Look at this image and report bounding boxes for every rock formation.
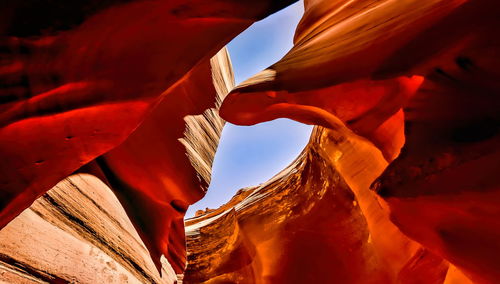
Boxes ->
[0,0,295,277]
[1,0,499,283]
[183,126,473,284]
[219,0,500,282]
[0,174,177,283]
[0,46,234,282]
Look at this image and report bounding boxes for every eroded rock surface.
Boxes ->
[94,49,234,272]
[0,43,238,282]
[0,52,236,284]
[183,127,473,283]
[220,0,500,282]
[1,0,499,283]
[0,174,176,284]
[0,0,295,271]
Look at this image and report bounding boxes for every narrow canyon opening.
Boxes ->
[185,1,312,218]
[1,1,498,283]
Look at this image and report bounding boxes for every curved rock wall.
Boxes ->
[0,47,234,283]
[0,174,176,284]
[219,0,500,282]
[0,1,295,271]
[183,126,473,284]
[1,0,499,283]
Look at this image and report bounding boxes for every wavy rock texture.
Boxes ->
[0,0,295,271]
[220,0,500,282]
[183,126,473,284]
[0,173,176,284]
[1,0,499,283]
[94,49,235,273]
[0,46,235,282]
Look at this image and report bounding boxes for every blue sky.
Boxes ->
[186,1,311,217]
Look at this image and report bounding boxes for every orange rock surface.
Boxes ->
[94,50,234,272]
[0,174,177,283]
[183,127,473,284]
[1,0,499,283]
[0,0,295,274]
[219,0,500,283]
[0,45,234,282]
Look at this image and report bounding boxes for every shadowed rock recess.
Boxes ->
[1,0,500,283]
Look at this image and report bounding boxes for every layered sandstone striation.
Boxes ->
[0,0,295,273]
[0,174,176,284]
[1,0,499,283]
[0,46,234,282]
[183,126,473,284]
[94,48,234,272]
[220,0,500,282]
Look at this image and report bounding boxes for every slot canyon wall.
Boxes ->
[0,0,293,283]
[1,0,499,283]
[183,126,473,284]
[0,48,234,283]
[216,0,500,283]
[0,174,177,283]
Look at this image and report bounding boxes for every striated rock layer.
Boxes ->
[0,46,234,283]
[0,174,176,284]
[220,0,500,282]
[183,126,473,284]
[93,49,234,272]
[0,0,295,272]
[1,0,499,282]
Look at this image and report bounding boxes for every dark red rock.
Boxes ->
[0,0,296,272]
